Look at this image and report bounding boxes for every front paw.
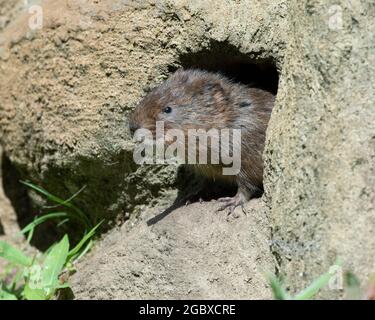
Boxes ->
[216,192,246,215]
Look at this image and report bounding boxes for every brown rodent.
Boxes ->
[129,69,275,212]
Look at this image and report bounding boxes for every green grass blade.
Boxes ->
[20,181,70,207]
[50,283,70,290]
[345,272,362,300]
[73,239,94,262]
[20,181,91,229]
[67,220,103,262]
[43,185,87,209]
[294,261,342,300]
[19,212,69,235]
[56,218,70,228]
[26,227,34,243]
[267,274,291,300]
[294,272,332,300]
[0,241,32,267]
[70,207,92,230]
[42,235,70,297]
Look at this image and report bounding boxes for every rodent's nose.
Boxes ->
[129,120,139,136]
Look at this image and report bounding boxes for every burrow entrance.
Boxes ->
[172,41,279,94]
[171,41,279,202]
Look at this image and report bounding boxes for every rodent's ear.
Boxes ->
[175,69,190,83]
[203,81,226,106]
[203,82,223,94]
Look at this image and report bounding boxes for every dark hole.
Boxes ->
[147,166,237,226]
[1,153,32,230]
[176,165,237,202]
[1,154,68,250]
[177,41,279,94]
[171,42,279,202]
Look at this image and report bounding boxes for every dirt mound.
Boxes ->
[71,199,274,299]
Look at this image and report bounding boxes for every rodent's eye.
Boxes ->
[163,106,172,114]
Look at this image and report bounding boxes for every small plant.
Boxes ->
[268,264,375,300]
[268,268,336,300]
[0,182,102,300]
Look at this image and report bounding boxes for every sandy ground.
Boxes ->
[71,199,274,299]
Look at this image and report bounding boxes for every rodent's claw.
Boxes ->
[216,194,245,216]
[185,197,203,206]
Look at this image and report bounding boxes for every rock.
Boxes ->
[0,147,20,237]
[0,0,374,300]
[0,0,286,222]
[264,0,375,298]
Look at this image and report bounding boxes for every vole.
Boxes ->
[129,69,275,213]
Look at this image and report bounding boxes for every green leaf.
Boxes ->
[0,283,18,301]
[0,241,32,267]
[0,287,18,300]
[23,264,45,300]
[23,283,47,300]
[42,235,70,297]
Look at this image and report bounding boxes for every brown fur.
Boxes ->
[129,69,275,201]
